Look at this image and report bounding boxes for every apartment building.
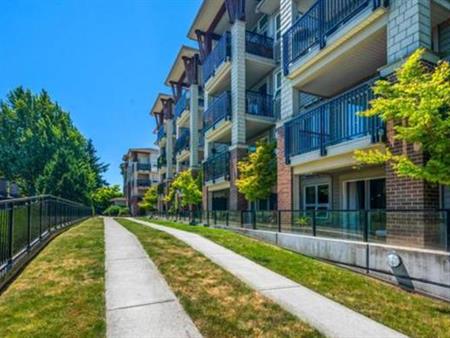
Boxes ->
[121,148,159,216]
[150,0,449,243]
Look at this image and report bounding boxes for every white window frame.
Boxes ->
[303,183,331,210]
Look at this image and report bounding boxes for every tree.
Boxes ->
[236,141,277,202]
[355,49,450,185]
[91,185,123,214]
[0,87,108,202]
[139,186,158,212]
[166,170,202,218]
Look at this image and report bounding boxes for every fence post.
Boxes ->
[252,210,256,230]
[363,210,369,242]
[226,211,229,227]
[39,199,43,240]
[277,210,281,232]
[312,210,317,237]
[446,210,450,252]
[27,201,32,251]
[7,203,14,268]
[240,211,244,228]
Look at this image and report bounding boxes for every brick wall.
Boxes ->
[276,126,292,210]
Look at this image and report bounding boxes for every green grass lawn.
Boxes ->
[139,217,450,338]
[0,217,105,338]
[117,218,321,338]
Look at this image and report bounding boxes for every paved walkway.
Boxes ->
[130,218,407,338]
[104,218,202,338]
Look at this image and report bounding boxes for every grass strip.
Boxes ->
[0,217,105,338]
[117,218,322,338]
[140,218,450,338]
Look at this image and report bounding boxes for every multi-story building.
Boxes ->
[151,0,450,245]
[121,148,159,216]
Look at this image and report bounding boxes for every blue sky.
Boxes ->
[0,0,202,187]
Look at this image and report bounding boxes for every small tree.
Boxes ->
[91,185,123,214]
[139,185,158,213]
[167,170,202,222]
[236,141,277,203]
[355,49,450,185]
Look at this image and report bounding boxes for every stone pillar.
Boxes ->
[387,0,432,63]
[228,19,247,211]
[229,146,248,211]
[166,119,174,179]
[189,84,200,170]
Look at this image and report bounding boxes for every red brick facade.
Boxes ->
[276,126,293,210]
[229,146,248,211]
[385,120,441,247]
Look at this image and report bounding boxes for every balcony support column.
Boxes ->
[165,118,174,179]
[189,84,200,170]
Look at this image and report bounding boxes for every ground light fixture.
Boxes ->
[387,251,402,268]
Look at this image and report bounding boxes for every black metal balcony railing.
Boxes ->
[285,79,384,160]
[246,91,276,118]
[204,91,231,132]
[137,163,151,171]
[204,151,230,182]
[157,156,167,169]
[0,195,91,281]
[283,0,383,75]
[137,179,151,187]
[175,128,190,154]
[157,127,166,142]
[246,31,274,59]
[203,32,231,84]
[175,91,190,119]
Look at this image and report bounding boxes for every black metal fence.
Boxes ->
[149,209,450,252]
[0,195,91,279]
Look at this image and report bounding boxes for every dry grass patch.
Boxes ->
[0,217,105,338]
[118,218,321,338]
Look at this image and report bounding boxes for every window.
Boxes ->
[273,71,282,96]
[345,178,386,210]
[274,13,281,41]
[304,184,330,210]
[257,15,269,35]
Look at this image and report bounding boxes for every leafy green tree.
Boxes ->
[355,49,450,185]
[0,87,108,202]
[91,185,123,214]
[236,141,277,202]
[139,186,158,212]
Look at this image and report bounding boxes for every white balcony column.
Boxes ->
[189,84,200,169]
[230,20,246,147]
[387,0,432,63]
[166,119,174,179]
[279,0,298,122]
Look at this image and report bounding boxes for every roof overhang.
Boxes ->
[188,0,225,40]
[150,93,172,116]
[256,0,279,15]
[165,46,199,86]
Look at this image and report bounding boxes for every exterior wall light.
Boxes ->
[387,252,402,268]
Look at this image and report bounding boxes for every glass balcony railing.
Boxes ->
[203,151,230,183]
[246,91,276,118]
[137,163,151,171]
[156,127,166,142]
[175,91,190,119]
[284,78,384,160]
[283,0,383,74]
[203,91,231,132]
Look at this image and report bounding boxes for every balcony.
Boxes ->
[246,91,276,118]
[283,0,384,75]
[137,163,151,171]
[204,151,230,183]
[204,91,231,133]
[245,31,274,59]
[284,79,384,161]
[203,32,231,85]
[157,155,167,169]
[175,91,189,120]
[136,179,151,187]
[175,128,190,154]
[156,127,166,143]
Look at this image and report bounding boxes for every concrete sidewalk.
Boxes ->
[130,218,407,338]
[104,218,202,338]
